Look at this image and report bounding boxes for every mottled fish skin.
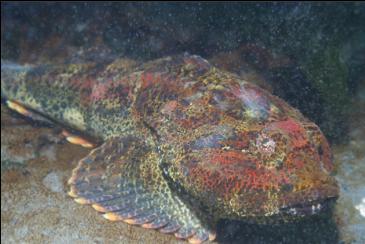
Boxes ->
[1,58,139,139]
[133,55,338,222]
[1,54,338,224]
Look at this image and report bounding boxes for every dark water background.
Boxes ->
[2,2,364,143]
[1,2,365,244]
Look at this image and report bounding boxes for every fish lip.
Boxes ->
[279,181,340,215]
[280,196,338,216]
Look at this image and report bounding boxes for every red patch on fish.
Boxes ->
[268,118,308,148]
[141,72,164,90]
[189,162,292,194]
[208,150,249,165]
[161,100,178,115]
[90,83,109,101]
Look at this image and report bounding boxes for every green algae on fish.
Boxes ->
[1,54,339,243]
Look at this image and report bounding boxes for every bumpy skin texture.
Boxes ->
[1,54,338,230]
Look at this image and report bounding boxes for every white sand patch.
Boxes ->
[355,198,365,218]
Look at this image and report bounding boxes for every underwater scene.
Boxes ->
[1,2,364,244]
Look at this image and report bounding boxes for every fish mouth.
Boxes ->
[278,180,340,218]
[280,196,338,217]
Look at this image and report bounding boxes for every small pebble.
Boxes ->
[42,171,63,193]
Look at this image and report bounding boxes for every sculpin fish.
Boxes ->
[1,54,339,243]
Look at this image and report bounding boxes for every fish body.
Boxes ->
[1,54,339,243]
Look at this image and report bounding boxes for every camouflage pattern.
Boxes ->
[1,54,339,242]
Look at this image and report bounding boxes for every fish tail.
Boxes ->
[1,60,95,135]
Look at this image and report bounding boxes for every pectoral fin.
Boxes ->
[6,100,53,126]
[67,135,215,243]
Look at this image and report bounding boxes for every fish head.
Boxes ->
[223,117,339,223]
[179,118,339,223]
[170,117,339,223]
[169,82,339,223]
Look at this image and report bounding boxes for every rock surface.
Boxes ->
[332,82,365,243]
